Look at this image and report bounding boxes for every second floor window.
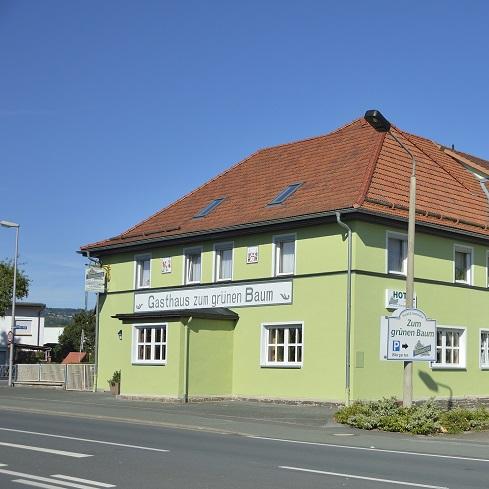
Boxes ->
[454,246,472,284]
[185,248,202,284]
[215,243,233,281]
[274,235,295,276]
[487,254,489,288]
[135,255,151,288]
[387,235,407,274]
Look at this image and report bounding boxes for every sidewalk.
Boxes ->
[0,385,343,439]
[3,385,489,455]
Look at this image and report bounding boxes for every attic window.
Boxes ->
[193,198,224,218]
[268,183,302,206]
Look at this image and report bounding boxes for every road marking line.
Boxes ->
[279,466,449,489]
[247,435,489,463]
[0,467,115,489]
[0,428,169,453]
[51,475,115,487]
[0,468,105,489]
[0,442,91,458]
[13,479,94,489]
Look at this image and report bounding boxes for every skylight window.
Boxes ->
[194,198,224,218]
[268,183,302,206]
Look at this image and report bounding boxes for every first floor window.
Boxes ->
[454,246,472,284]
[262,323,303,367]
[133,325,167,364]
[184,248,202,284]
[481,331,489,368]
[432,327,465,368]
[387,235,407,274]
[274,235,295,275]
[135,254,151,288]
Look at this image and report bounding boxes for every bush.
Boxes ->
[335,398,489,435]
[405,399,442,435]
[439,407,489,433]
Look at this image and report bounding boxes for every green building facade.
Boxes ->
[82,117,489,403]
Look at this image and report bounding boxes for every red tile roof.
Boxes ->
[443,147,489,176]
[62,352,87,364]
[81,117,489,253]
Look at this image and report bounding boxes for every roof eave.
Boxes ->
[80,205,489,258]
[79,208,359,256]
[358,208,489,244]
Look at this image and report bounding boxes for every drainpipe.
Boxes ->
[336,212,352,406]
[37,309,41,347]
[182,316,193,403]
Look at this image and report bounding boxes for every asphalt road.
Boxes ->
[0,409,488,489]
[1,387,489,489]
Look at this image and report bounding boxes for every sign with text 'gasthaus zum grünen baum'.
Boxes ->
[134,280,293,312]
[381,308,436,361]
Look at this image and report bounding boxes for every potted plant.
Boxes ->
[108,370,121,395]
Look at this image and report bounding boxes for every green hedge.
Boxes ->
[335,398,489,435]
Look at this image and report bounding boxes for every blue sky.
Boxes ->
[1,1,488,308]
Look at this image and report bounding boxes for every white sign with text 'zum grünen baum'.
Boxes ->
[384,308,436,361]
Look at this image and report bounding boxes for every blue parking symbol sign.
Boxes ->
[393,340,400,352]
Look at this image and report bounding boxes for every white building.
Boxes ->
[0,303,47,364]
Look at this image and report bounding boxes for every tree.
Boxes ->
[53,310,96,362]
[0,260,30,317]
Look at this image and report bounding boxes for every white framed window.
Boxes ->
[214,242,233,282]
[135,254,151,289]
[273,234,296,276]
[480,330,489,369]
[454,245,473,285]
[387,232,407,275]
[261,322,303,367]
[431,326,466,369]
[132,324,167,365]
[184,247,202,284]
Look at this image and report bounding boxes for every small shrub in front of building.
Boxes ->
[335,397,489,435]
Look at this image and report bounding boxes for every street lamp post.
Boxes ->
[1,220,20,387]
[364,110,416,408]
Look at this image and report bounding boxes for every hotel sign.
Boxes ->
[385,289,417,309]
[134,280,293,312]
